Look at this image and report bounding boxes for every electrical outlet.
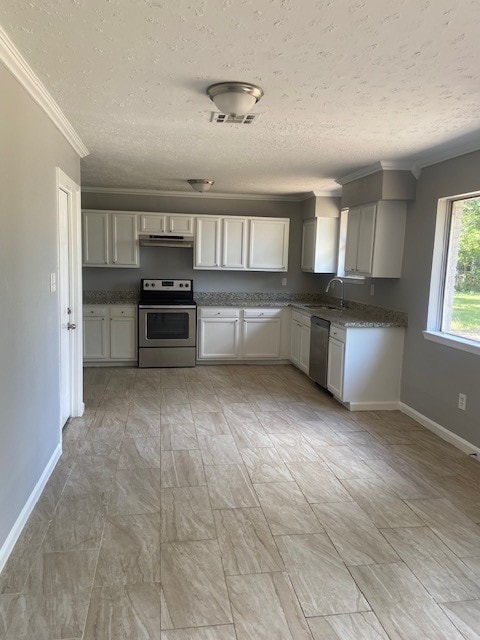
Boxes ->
[281,277,287,286]
[370,284,375,296]
[458,393,467,411]
[50,272,56,293]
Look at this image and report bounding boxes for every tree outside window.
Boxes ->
[442,196,480,342]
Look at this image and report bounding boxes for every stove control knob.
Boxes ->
[151,283,156,287]
[145,283,149,287]
[179,283,183,287]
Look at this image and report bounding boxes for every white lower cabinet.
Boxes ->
[197,307,285,361]
[242,309,282,359]
[327,324,405,409]
[83,305,137,363]
[327,336,345,399]
[198,312,240,360]
[290,310,311,375]
[83,307,108,360]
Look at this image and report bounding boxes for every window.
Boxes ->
[425,194,480,354]
[442,197,480,341]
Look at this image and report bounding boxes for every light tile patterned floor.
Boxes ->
[1,364,480,639]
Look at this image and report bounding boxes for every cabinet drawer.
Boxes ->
[83,305,107,317]
[109,305,136,318]
[330,325,346,342]
[243,308,282,318]
[198,307,240,318]
[292,310,311,326]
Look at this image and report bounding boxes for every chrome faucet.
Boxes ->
[325,277,345,309]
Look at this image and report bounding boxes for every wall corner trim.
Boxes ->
[0,24,88,158]
[0,443,62,574]
[400,402,480,457]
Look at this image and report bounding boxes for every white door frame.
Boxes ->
[56,167,84,421]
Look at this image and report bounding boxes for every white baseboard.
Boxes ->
[0,442,62,573]
[400,402,480,456]
[347,401,401,411]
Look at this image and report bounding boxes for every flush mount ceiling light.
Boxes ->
[187,179,215,193]
[206,81,264,117]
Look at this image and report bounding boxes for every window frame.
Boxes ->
[424,192,480,356]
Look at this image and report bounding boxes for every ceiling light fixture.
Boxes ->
[187,179,215,193]
[206,81,264,117]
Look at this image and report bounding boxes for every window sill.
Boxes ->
[423,330,480,356]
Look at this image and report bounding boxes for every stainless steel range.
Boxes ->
[138,279,196,368]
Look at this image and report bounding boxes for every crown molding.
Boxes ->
[335,161,417,186]
[81,185,340,202]
[0,24,88,158]
[412,137,480,174]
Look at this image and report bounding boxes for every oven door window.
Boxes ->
[146,311,190,340]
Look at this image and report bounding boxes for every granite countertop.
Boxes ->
[83,290,138,305]
[83,290,407,328]
[289,302,406,328]
[195,293,407,328]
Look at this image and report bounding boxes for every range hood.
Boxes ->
[139,234,194,248]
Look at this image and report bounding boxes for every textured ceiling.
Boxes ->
[2,0,480,195]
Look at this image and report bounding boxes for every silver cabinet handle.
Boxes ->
[67,323,77,330]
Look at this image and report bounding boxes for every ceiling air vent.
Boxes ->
[211,112,259,124]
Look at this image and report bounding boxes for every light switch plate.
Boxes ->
[50,272,56,293]
[281,277,287,286]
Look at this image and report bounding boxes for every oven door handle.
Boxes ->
[138,305,197,309]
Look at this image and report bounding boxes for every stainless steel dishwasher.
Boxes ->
[309,316,331,388]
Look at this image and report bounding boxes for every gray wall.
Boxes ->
[0,65,81,550]
[81,192,328,294]
[398,152,480,448]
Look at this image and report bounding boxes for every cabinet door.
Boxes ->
[82,211,109,266]
[356,205,376,275]
[299,323,311,374]
[248,219,289,271]
[83,316,108,360]
[169,215,194,235]
[327,337,345,399]
[110,316,136,360]
[344,208,360,273]
[242,318,281,359]
[301,219,316,272]
[111,213,138,266]
[198,317,239,359]
[290,319,301,366]
[140,214,166,234]
[194,217,221,268]
[222,217,247,269]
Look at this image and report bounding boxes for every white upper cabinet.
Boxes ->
[248,218,289,271]
[83,210,139,268]
[344,209,361,273]
[222,217,247,269]
[82,211,109,266]
[301,217,339,273]
[140,214,166,234]
[195,215,290,272]
[140,213,193,235]
[111,213,138,266]
[195,217,221,268]
[169,214,194,235]
[345,201,406,278]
